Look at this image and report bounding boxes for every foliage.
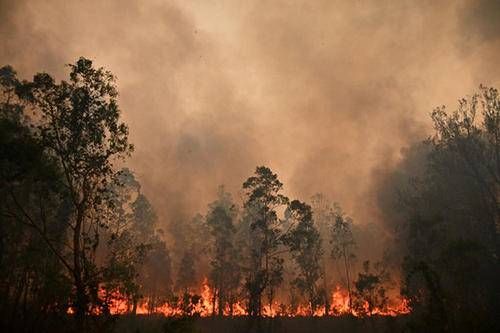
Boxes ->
[396,86,500,332]
[206,186,241,315]
[0,64,73,331]
[0,59,170,331]
[330,205,356,311]
[352,261,389,317]
[242,166,289,316]
[284,200,324,314]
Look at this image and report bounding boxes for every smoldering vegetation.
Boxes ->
[1,1,500,333]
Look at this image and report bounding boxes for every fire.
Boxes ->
[67,278,410,317]
[331,285,350,315]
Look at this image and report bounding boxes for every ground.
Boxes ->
[113,315,409,333]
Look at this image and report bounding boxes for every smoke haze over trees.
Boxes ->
[2,0,499,233]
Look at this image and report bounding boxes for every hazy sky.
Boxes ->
[1,0,499,229]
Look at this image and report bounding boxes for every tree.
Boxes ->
[0,65,72,331]
[310,193,337,315]
[284,200,323,314]
[330,205,356,312]
[140,237,172,314]
[4,58,133,331]
[100,169,170,315]
[352,260,389,317]
[177,252,197,295]
[391,86,500,331]
[242,166,289,316]
[130,191,173,313]
[174,213,208,296]
[206,186,241,316]
[430,85,498,251]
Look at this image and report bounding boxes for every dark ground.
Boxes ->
[114,315,410,333]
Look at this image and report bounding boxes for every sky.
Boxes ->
[1,0,499,231]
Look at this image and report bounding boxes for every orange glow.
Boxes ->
[67,278,410,317]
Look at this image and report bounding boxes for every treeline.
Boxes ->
[175,170,399,318]
[0,58,499,333]
[0,58,394,332]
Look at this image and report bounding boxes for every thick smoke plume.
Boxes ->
[1,0,499,241]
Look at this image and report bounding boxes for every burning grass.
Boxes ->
[71,277,410,319]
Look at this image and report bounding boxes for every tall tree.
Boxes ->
[140,236,172,314]
[284,200,323,314]
[391,86,500,331]
[430,85,499,251]
[206,186,241,316]
[0,65,71,331]
[101,169,170,314]
[330,206,356,312]
[176,252,197,295]
[310,193,336,315]
[174,213,208,295]
[131,190,173,313]
[7,58,133,330]
[242,166,289,316]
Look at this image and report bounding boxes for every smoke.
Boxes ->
[1,0,499,244]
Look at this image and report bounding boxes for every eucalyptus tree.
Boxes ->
[131,191,173,313]
[330,206,356,311]
[101,169,171,314]
[310,193,336,314]
[0,65,71,330]
[397,86,500,331]
[4,58,133,330]
[242,166,289,316]
[206,186,241,316]
[284,200,323,314]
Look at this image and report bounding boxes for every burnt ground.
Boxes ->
[114,315,410,333]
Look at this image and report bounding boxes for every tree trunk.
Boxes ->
[323,265,330,316]
[132,298,137,315]
[217,288,224,316]
[229,298,234,316]
[212,287,217,316]
[343,248,352,312]
[73,206,86,333]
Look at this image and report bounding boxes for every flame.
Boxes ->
[331,285,350,315]
[67,278,410,317]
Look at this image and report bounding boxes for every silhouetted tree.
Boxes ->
[393,86,500,331]
[131,192,173,313]
[140,236,172,313]
[242,166,289,316]
[330,206,356,312]
[284,200,323,314]
[0,65,72,331]
[206,186,241,316]
[101,169,171,314]
[177,252,197,295]
[310,193,335,315]
[1,58,133,331]
[352,260,389,316]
